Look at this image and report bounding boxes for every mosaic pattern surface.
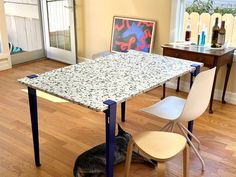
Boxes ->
[19,50,203,111]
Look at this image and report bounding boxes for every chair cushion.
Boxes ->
[133,131,187,161]
[140,96,186,120]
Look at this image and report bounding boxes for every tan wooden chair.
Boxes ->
[124,131,189,177]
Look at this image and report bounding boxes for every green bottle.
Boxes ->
[211,18,220,48]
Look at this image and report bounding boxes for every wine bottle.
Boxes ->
[217,21,226,46]
[211,18,220,48]
[185,18,191,41]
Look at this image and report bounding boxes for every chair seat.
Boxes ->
[140,96,186,120]
[133,131,187,161]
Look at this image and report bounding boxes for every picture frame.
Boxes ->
[110,16,156,53]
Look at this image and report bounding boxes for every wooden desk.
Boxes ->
[162,44,235,113]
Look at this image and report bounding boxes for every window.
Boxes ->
[169,0,185,42]
[170,0,236,48]
[4,0,43,53]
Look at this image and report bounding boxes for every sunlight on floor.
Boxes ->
[21,89,68,103]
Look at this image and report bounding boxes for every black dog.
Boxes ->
[73,124,155,177]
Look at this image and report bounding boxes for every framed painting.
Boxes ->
[110,16,156,53]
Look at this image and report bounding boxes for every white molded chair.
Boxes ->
[140,67,216,171]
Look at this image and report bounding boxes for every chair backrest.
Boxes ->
[179,67,216,122]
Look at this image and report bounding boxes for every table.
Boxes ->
[162,44,235,113]
[19,50,202,177]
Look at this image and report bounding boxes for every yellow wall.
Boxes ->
[75,0,172,58]
[75,0,236,93]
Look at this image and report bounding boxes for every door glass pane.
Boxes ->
[4,0,43,54]
[47,0,71,51]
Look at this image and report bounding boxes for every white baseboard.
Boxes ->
[11,49,45,65]
[166,78,236,105]
[0,57,12,71]
[0,61,11,71]
[77,56,92,63]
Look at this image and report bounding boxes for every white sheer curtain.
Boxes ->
[169,0,186,42]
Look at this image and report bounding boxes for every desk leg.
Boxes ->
[188,73,194,140]
[176,77,180,92]
[222,63,232,104]
[209,67,219,114]
[28,87,41,167]
[161,83,166,100]
[188,64,200,140]
[121,102,126,122]
[187,121,194,137]
[104,100,117,177]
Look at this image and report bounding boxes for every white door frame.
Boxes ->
[0,0,12,70]
[41,0,76,64]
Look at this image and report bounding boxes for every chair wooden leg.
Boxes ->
[157,162,165,177]
[124,138,134,177]
[183,144,189,177]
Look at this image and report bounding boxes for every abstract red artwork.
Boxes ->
[111,16,156,53]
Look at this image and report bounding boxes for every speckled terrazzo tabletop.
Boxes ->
[18,50,203,112]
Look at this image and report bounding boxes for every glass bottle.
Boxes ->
[185,18,191,41]
[217,21,226,46]
[211,18,220,48]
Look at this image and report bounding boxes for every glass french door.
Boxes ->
[41,0,76,64]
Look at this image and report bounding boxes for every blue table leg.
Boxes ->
[188,64,201,140]
[121,101,126,122]
[104,100,117,177]
[28,87,41,167]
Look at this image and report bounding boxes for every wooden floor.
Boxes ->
[1,59,236,177]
